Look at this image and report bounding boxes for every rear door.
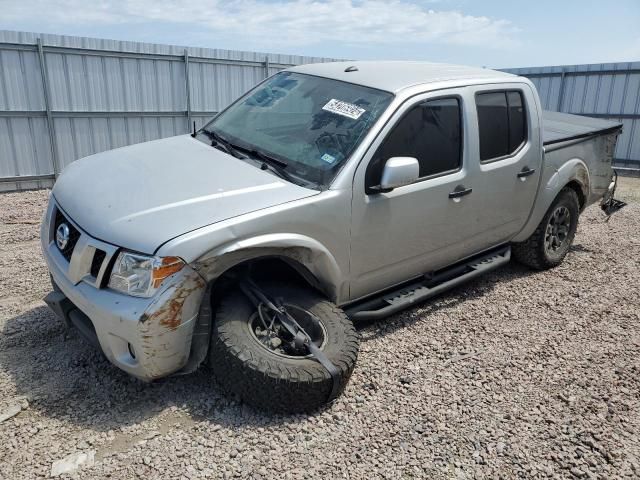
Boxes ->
[465,83,543,247]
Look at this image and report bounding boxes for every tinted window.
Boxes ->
[367,98,462,188]
[476,92,509,161]
[476,90,527,161]
[507,91,526,151]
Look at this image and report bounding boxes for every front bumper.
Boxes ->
[41,199,206,381]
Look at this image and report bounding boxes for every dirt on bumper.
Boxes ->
[137,267,207,379]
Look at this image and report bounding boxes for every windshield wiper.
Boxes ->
[199,129,299,184]
[199,128,242,158]
[246,148,288,169]
[232,145,296,183]
[255,155,294,183]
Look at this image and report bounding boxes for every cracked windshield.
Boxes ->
[200,71,393,188]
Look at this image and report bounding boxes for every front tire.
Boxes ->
[512,187,580,270]
[209,283,359,413]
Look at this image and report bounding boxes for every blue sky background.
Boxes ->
[1,0,639,68]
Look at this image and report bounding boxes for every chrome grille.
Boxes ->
[46,201,118,289]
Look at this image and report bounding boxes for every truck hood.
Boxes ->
[52,135,319,254]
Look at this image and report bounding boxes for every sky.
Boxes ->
[1,0,639,68]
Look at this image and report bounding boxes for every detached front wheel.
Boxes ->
[209,283,359,413]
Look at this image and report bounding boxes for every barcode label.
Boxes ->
[322,99,366,120]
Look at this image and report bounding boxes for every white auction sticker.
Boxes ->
[322,99,366,120]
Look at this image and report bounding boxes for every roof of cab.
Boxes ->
[287,61,516,93]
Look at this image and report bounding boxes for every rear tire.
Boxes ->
[209,283,359,413]
[512,187,580,270]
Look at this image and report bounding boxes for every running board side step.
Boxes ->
[346,246,511,322]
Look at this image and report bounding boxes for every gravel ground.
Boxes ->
[1,183,639,479]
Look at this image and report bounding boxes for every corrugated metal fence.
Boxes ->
[2,31,638,192]
[0,31,336,192]
[502,62,640,175]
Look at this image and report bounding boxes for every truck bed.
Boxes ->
[543,110,622,146]
[542,110,622,207]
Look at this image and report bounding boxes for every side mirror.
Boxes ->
[376,157,419,191]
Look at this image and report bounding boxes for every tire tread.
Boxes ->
[209,283,359,413]
[512,187,580,270]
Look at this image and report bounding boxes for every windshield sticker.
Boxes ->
[320,153,336,164]
[322,99,366,120]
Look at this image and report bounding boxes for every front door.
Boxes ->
[349,90,482,300]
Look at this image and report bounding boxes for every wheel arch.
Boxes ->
[181,235,347,374]
[513,158,589,242]
[553,158,590,211]
[192,233,346,304]
[564,179,587,211]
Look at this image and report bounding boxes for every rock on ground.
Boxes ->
[50,451,96,477]
[0,404,22,423]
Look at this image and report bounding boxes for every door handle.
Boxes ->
[448,186,473,199]
[517,167,536,178]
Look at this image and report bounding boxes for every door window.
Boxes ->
[476,90,527,162]
[367,97,462,190]
[507,92,526,151]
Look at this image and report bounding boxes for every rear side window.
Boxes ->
[367,97,462,187]
[507,92,526,151]
[476,91,527,161]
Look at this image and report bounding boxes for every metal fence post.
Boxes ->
[264,56,270,79]
[37,37,61,178]
[184,49,192,131]
[556,68,566,112]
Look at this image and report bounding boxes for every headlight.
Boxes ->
[108,251,185,298]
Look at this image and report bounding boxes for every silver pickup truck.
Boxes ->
[41,61,624,412]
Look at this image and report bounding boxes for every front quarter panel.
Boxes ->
[156,189,352,303]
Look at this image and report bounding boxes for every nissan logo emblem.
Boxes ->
[56,223,70,251]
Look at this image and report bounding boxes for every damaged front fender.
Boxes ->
[192,233,345,303]
[135,266,207,379]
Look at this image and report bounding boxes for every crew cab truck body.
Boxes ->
[41,61,622,412]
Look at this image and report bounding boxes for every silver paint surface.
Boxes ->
[52,135,319,254]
